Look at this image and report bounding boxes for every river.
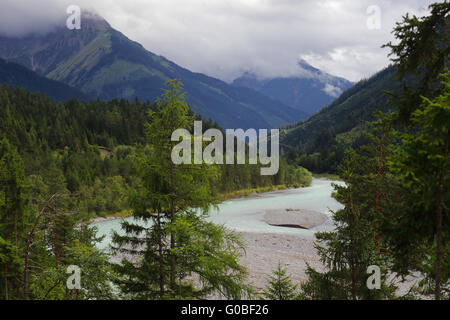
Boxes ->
[91,178,344,250]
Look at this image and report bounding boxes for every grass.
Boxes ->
[216,183,310,202]
[312,173,342,181]
[99,210,133,219]
[100,183,311,220]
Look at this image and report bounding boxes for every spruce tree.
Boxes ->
[0,137,28,299]
[112,80,250,299]
[299,119,398,300]
[263,263,297,300]
[387,71,450,299]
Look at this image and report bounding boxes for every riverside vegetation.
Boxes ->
[0,1,448,300]
[0,77,311,299]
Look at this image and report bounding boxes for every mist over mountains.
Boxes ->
[0,13,308,130]
[232,59,353,116]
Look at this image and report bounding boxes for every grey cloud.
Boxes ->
[322,83,343,98]
[0,0,437,81]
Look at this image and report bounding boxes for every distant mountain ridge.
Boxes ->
[280,65,399,173]
[232,59,353,116]
[0,58,90,102]
[0,13,306,130]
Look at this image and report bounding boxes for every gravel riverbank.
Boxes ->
[238,231,322,292]
[236,229,422,297]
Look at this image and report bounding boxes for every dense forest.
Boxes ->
[0,1,448,301]
[0,77,311,299]
[0,58,91,102]
[0,83,311,215]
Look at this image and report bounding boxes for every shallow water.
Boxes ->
[92,178,344,250]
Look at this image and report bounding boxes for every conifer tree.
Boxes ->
[112,80,250,299]
[263,263,297,300]
[299,119,398,300]
[387,71,450,299]
[0,137,28,299]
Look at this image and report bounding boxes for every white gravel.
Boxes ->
[237,231,323,293]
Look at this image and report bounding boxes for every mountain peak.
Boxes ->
[297,58,321,75]
[79,10,111,31]
[232,62,353,115]
[0,15,302,130]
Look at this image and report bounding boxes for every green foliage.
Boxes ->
[281,66,400,173]
[385,70,450,298]
[384,2,449,124]
[0,235,23,299]
[1,18,301,130]
[0,137,29,299]
[0,58,90,102]
[112,80,251,300]
[28,240,116,300]
[263,263,297,300]
[378,3,449,299]
[0,137,27,244]
[301,3,450,299]
[168,212,251,299]
[299,117,399,300]
[0,74,311,301]
[383,2,449,95]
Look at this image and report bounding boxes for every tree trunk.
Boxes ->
[349,211,357,300]
[435,172,443,300]
[435,132,449,300]
[157,213,165,297]
[14,211,18,248]
[3,265,8,300]
[169,160,176,293]
[23,232,31,300]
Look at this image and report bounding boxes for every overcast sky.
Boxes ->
[0,0,437,82]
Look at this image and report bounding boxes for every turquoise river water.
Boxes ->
[92,178,344,250]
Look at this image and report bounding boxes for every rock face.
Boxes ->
[263,209,327,229]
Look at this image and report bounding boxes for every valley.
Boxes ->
[0,0,448,303]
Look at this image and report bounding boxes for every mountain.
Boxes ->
[280,65,400,173]
[0,58,90,102]
[0,13,304,130]
[232,59,353,116]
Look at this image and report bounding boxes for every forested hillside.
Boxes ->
[0,0,448,302]
[0,58,90,102]
[280,65,400,172]
[0,13,302,130]
[297,2,449,300]
[0,84,311,219]
[0,80,312,300]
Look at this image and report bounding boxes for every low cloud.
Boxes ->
[0,0,435,82]
[322,83,343,98]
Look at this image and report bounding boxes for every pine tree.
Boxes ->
[0,137,28,299]
[112,80,250,299]
[299,119,398,299]
[387,71,450,299]
[381,3,450,299]
[263,263,297,300]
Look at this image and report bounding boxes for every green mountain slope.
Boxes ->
[280,66,400,173]
[0,14,304,130]
[0,58,90,102]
